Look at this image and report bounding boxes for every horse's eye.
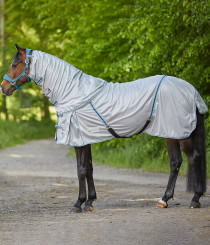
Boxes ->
[12,64,17,68]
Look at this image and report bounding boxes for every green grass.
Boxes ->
[2,118,209,179]
[0,119,55,149]
[68,134,210,178]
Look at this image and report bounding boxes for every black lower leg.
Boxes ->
[162,160,182,202]
[162,139,182,203]
[85,170,97,206]
[162,172,179,202]
[192,192,202,203]
[73,145,90,210]
[190,192,202,208]
[74,171,87,208]
[179,136,205,208]
[85,145,97,207]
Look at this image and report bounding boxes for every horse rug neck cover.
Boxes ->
[28,50,208,146]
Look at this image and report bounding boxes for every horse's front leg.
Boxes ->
[71,145,89,213]
[71,144,96,213]
[83,144,97,212]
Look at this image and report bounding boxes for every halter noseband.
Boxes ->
[3,49,32,91]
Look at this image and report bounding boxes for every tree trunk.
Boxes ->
[40,94,50,120]
[1,0,8,120]
[42,96,50,119]
[2,95,8,120]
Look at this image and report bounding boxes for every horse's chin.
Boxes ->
[7,90,14,96]
[7,91,14,96]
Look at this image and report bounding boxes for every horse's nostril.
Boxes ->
[6,87,10,95]
[0,85,9,95]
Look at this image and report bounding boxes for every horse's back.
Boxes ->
[56,75,208,146]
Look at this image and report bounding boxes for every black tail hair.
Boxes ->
[187,109,206,193]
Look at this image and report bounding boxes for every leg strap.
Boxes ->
[107,75,166,138]
[108,119,151,138]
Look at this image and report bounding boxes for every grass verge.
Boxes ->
[68,134,210,178]
[0,119,55,149]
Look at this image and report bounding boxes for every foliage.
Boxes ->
[0,0,209,173]
[0,0,51,120]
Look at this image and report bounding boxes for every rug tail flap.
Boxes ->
[195,90,208,114]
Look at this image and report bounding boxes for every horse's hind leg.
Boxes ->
[83,145,97,212]
[179,111,206,208]
[157,139,182,208]
[179,137,204,208]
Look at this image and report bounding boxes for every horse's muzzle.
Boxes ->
[0,84,13,96]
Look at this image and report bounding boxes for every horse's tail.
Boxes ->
[187,109,206,193]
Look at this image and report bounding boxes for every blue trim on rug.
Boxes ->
[149,75,166,119]
[35,77,43,85]
[89,101,108,128]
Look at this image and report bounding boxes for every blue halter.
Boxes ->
[3,49,32,91]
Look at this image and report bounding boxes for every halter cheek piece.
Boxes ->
[3,49,32,91]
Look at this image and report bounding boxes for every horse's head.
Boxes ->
[1,44,31,96]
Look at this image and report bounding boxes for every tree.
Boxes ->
[0,0,8,120]
[0,0,209,147]
[0,0,52,120]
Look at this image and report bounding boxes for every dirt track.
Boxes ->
[0,139,209,245]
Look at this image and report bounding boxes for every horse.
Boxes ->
[1,44,208,212]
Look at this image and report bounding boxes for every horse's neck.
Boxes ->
[29,50,79,88]
[29,50,106,113]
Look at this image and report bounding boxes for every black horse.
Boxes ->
[1,44,207,212]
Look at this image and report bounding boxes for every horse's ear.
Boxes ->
[14,44,20,51]
[14,44,25,55]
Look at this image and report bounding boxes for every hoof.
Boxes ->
[70,206,82,213]
[157,200,168,208]
[190,201,201,209]
[83,205,93,212]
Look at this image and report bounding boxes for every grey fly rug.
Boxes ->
[28,50,208,146]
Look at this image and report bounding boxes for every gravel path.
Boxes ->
[0,139,209,245]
